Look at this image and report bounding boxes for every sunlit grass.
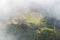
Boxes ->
[23,13,44,24]
[41,27,54,31]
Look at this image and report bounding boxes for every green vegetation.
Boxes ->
[23,13,44,24]
[6,13,60,40]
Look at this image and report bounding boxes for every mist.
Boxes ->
[0,0,60,40]
[0,0,60,20]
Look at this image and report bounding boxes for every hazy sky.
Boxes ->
[0,0,60,19]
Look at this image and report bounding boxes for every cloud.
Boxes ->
[0,0,60,40]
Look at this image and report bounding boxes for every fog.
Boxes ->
[0,0,60,20]
[0,0,60,40]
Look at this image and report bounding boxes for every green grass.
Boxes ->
[41,27,54,31]
[23,14,40,24]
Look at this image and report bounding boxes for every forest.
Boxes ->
[5,12,60,40]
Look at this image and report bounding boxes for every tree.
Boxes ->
[6,22,37,40]
[38,30,56,40]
